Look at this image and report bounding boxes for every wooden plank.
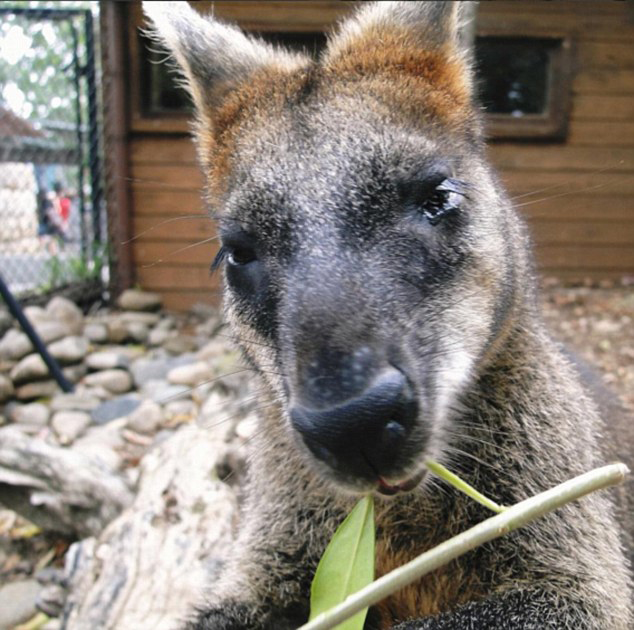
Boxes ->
[520,195,634,221]
[131,165,204,190]
[477,13,634,42]
[137,265,221,291]
[573,95,634,122]
[498,171,634,196]
[132,189,207,217]
[133,240,219,266]
[534,245,634,269]
[578,41,634,70]
[574,69,634,95]
[131,216,216,242]
[487,146,634,173]
[528,221,634,246]
[160,290,222,312]
[130,136,197,165]
[567,121,634,147]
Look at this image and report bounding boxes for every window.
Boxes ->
[475,36,573,140]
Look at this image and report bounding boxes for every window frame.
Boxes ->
[476,30,574,141]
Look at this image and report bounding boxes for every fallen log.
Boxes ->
[0,426,133,537]
[62,424,239,630]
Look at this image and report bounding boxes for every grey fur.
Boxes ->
[144,2,633,628]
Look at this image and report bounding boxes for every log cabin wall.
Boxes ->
[102,1,634,311]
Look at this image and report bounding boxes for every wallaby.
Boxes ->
[144,2,633,628]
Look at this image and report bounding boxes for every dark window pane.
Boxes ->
[475,37,560,116]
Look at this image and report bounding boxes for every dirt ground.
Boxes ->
[540,278,634,414]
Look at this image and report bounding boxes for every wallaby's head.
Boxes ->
[145,1,531,494]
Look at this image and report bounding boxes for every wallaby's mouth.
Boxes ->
[377,468,428,496]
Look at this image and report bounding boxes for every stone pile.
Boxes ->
[0,289,255,630]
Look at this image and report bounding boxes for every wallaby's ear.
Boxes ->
[142,1,307,117]
[324,1,477,88]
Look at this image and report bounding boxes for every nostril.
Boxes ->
[381,420,408,448]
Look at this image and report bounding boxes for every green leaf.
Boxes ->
[309,495,375,629]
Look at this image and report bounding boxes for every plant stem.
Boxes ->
[297,462,629,630]
[425,459,506,513]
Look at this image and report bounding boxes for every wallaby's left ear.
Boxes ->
[143,1,307,118]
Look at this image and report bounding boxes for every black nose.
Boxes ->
[289,367,418,481]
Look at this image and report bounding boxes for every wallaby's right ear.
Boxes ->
[143,1,306,118]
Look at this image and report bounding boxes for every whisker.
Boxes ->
[141,234,220,268]
[121,214,211,245]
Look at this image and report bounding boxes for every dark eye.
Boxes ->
[419,178,468,225]
[211,231,258,272]
[227,245,257,266]
[421,188,451,225]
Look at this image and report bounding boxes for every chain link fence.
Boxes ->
[0,3,106,305]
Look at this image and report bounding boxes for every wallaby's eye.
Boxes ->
[227,246,257,266]
[416,178,469,226]
[211,230,258,272]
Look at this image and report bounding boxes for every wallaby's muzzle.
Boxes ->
[289,365,420,486]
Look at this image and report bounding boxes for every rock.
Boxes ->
[117,289,162,312]
[0,308,11,337]
[48,336,89,364]
[50,392,102,413]
[118,312,162,327]
[0,374,14,403]
[0,329,33,361]
[73,420,127,471]
[196,338,231,361]
[91,395,141,425]
[164,335,200,355]
[16,380,60,401]
[235,413,259,440]
[24,305,47,324]
[164,399,197,424]
[126,321,149,344]
[126,400,164,434]
[198,391,237,442]
[130,353,196,387]
[63,363,88,384]
[167,360,214,387]
[86,350,130,371]
[105,319,130,344]
[141,380,191,405]
[148,326,174,347]
[0,579,41,629]
[8,402,50,427]
[46,296,84,335]
[83,369,133,394]
[34,321,72,344]
[71,442,122,472]
[84,323,109,344]
[52,411,92,444]
[10,353,49,383]
[36,583,66,618]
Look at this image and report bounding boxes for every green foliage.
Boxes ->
[0,1,94,126]
[309,495,375,630]
[39,242,106,292]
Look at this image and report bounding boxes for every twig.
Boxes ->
[298,462,629,630]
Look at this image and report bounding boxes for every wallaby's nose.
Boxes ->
[290,367,418,481]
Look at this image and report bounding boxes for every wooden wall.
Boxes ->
[113,1,634,311]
